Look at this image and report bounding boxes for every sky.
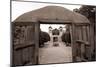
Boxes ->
[40,24,66,33]
[12,0,96,33]
[12,1,81,32]
[13,0,96,5]
[12,1,82,21]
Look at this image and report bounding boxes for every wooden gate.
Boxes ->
[12,22,39,66]
[71,23,92,62]
[12,21,94,66]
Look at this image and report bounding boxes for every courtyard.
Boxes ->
[39,41,72,64]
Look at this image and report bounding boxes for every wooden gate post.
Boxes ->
[89,24,94,61]
[71,23,76,62]
[11,22,15,66]
[34,22,40,64]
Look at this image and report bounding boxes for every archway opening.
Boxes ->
[39,23,72,64]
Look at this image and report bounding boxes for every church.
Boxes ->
[43,26,66,47]
[49,26,64,42]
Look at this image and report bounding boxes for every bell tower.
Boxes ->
[49,26,53,42]
[49,26,52,35]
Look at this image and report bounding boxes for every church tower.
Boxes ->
[48,26,53,42]
[58,26,64,42]
[49,26,52,36]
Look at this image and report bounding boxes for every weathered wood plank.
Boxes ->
[34,23,40,64]
[86,26,89,41]
[22,48,29,65]
[14,22,35,26]
[72,24,77,61]
[14,41,34,50]
[82,26,87,41]
[28,46,36,64]
[75,26,79,40]
[14,50,23,65]
[89,24,95,60]
[78,26,82,40]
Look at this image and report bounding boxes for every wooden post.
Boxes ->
[81,43,85,59]
[34,22,40,64]
[71,24,76,62]
[89,24,94,61]
[11,22,14,66]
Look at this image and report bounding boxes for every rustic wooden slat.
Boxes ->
[72,24,77,61]
[21,26,26,44]
[14,50,23,65]
[26,26,29,41]
[28,46,36,64]
[81,44,85,59]
[31,25,35,41]
[27,27,29,41]
[28,26,31,41]
[76,40,90,60]
[39,19,72,24]
[78,26,82,40]
[14,22,35,26]
[22,48,29,65]
[85,25,90,60]
[14,41,35,50]
[12,23,15,65]
[30,26,34,41]
[82,26,87,41]
[89,24,95,60]
[86,26,89,41]
[34,23,40,64]
[76,26,79,40]
[81,26,84,40]
[76,42,81,58]
[75,23,90,26]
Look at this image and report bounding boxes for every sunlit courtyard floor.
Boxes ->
[39,41,72,64]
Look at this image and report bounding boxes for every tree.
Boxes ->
[73,5,96,23]
[39,31,50,47]
[73,5,96,35]
[61,32,71,44]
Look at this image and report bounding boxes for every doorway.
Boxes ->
[53,37,58,42]
[38,24,72,64]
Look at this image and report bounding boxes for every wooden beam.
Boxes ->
[89,24,94,60]
[71,24,76,62]
[14,22,35,26]
[39,19,72,24]
[14,42,35,50]
[11,22,15,66]
[34,23,40,64]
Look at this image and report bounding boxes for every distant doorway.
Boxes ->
[53,37,58,42]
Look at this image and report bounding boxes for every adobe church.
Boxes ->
[48,26,64,42]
